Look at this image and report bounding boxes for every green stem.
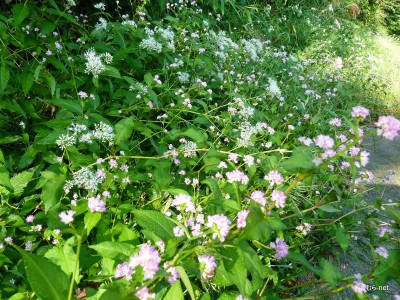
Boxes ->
[67,234,83,300]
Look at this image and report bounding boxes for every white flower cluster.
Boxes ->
[140,36,162,53]
[267,78,281,97]
[158,27,175,51]
[177,72,190,83]
[241,38,264,61]
[55,122,115,150]
[210,31,239,51]
[94,2,106,10]
[66,0,76,8]
[122,20,137,28]
[179,140,198,157]
[83,48,113,78]
[64,167,104,193]
[95,17,108,31]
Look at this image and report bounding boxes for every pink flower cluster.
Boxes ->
[314,134,334,149]
[264,170,284,187]
[115,244,161,281]
[206,214,231,242]
[250,190,266,206]
[198,255,217,281]
[226,170,249,185]
[375,115,400,140]
[171,193,196,213]
[270,190,286,208]
[88,196,106,212]
[236,210,250,228]
[270,238,289,259]
[351,106,369,120]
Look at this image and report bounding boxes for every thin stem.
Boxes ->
[67,234,83,300]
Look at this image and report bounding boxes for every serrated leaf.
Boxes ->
[181,127,207,143]
[20,72,34,94]
[221,247,251,296]
[102,66,121,78]
[0,163,12,190]
[44,237,78,281]
[318,204,341,213]
[335,228,349,252]
[114,117,134,146]
[374,249,400,286]
[286,252,320,275]
[84,212,102,235]
[164,280,184,300]
[0,63,10,93]
[280,147,314,171]
[133,210,176,241]
[385,208,400,224]
[10,170,34,196]
[12,4,29,27]
[40,171,66,212]
[176,266,195,300]
[89,241,134,261]
[14,245,69,300]
[319,258,342,287]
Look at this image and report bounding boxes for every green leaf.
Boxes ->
[374,249,400,286]
[10,170,34,196]
[13,245,69,300]
[48,99,82,115]
[133,210,176,241]
[318,204,341,213]
[89,241,134,261]
[102,66,121,78]
[221,247,251,296]
[181,127,207,143]
[286,252,320,275]
[203,178,223,200]
[0,163,12,190]
[12,4,30,27]
[8,293,28,300]
[114,117,134,146]
[143,72,153,86]
[176,266,195,300]
[280,147,314,171]
[385,207,400,224]
[84,212,102,235]
[20,72,34,94]
[164,280,184,300]
[335,228,349,252]
[319,258,342,287]
[40,171,66,212]
[44,237,78,281]
[0,63,10,93]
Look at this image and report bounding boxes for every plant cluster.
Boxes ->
[0,1,399,300]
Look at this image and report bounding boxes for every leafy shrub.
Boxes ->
[0,1,399,300]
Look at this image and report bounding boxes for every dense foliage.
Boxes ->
[0,1,399,299]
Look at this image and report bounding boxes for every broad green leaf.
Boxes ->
[8,293,28,300]
[217,292,239,300]
[238,241,268,281]
[40,171,66,212]
[48,98,82,114]
[12,4,29,27]
[44,237,78,281]
[385,208,400,224]
[84,212,102,235]
[133,210,176,241]
[14,245,69,300]
[20,72,34,94]
[221,247,251,296]
[0,163,12,190]
[318,204,341,213]
[319,258,342,287]
[267,217,287,230]
[89,241,134,261]
[335,228,349,252]
[203,178,223,200]
[114,117,134,146]
[181,127,207,143]
[102,66,121,78]
[144,72,153,86]
[280,147,314,171]
[176,266,195,300]
[374,249,400,286]
[10,170,34,196]
[164,280,184,300]
[0,63,10,93]
[286,252,320,275]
